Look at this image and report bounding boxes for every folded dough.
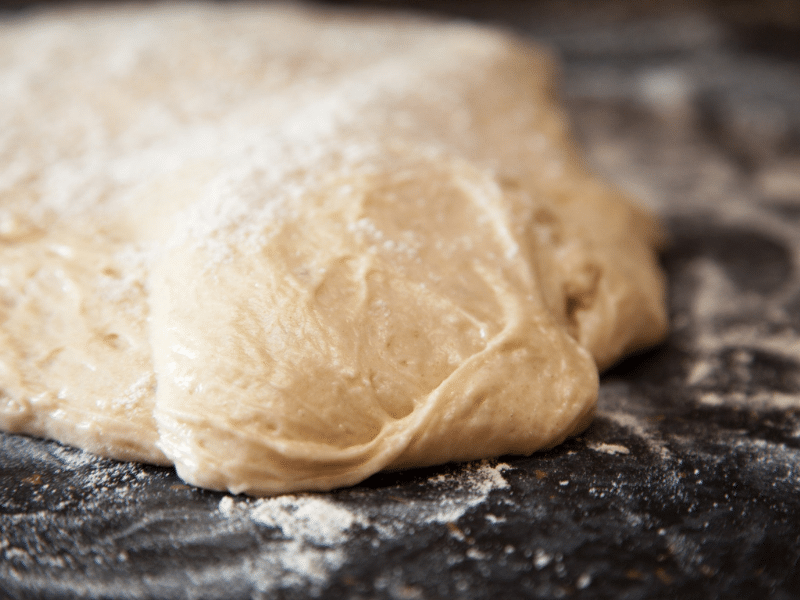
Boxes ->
[0,3,667,494]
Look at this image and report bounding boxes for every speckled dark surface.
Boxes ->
[2,2,800,599]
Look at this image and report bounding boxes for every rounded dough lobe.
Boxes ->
[0,3,667,494]
[150,155,600,494]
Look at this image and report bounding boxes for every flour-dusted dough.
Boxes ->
[0,3,667,494]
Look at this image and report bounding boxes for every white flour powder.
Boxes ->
[215,460,511,592]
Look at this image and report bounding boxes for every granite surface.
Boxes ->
[2,3,800,599]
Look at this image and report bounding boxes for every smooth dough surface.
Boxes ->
[0,3,667,494]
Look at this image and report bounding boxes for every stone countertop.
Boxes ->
[2,3,800,599]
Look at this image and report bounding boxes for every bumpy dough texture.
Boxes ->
[0,3,667,494]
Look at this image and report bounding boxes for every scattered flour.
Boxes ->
[2,436,512,598]
[50,445,99,469]
[587,442,630,455]
[698,390,800,410]
[214,460,512,593]
[595,383,673,461]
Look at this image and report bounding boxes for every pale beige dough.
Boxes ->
[0,3,667,494]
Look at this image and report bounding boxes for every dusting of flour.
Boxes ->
[216,460,511,592]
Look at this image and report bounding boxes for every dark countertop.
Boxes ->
[2,3,800,599]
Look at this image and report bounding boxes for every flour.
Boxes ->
[698,390,800,410]
[213,460,512,592]
[50,444,99,469]
[587,442,630,455]
[595,382,673,461]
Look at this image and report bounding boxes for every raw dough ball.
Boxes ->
[0,3,667,494]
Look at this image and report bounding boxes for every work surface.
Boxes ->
[2,3,800,599]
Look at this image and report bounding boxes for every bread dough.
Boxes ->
[0,3,667,494]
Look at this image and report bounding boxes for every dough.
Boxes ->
[0,3,667,494]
